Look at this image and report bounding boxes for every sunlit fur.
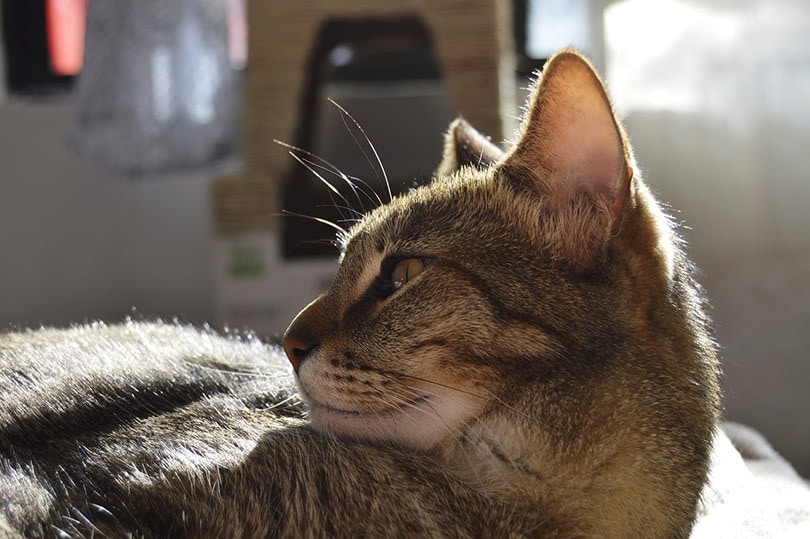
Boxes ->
[1,50,720,537]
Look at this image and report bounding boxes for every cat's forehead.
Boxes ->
[333,175,473,286]
[344,173,487,256]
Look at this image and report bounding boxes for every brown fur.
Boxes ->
[285,49,721,536]
[1,50,720,537]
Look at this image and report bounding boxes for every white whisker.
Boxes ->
[295,156,378,218]
[190,363,291,380]
[274,139,368,212]
[342,174,384,208]
[276,210,348,237]
[284,151,354,224]
[286,151,343,199]
[328,98,392,203]
[314,203,364,221]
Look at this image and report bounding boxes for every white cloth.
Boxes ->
[693,422,810,538]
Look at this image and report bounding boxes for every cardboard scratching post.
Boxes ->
[213,0,516,333]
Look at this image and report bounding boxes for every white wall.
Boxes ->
[0,102,217,328]
[606,0,810,476]
[625,112,810,478]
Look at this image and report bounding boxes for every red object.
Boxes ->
[227,0,248,69]
[46,0,87,76]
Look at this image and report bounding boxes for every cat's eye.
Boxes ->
[390,258,427,290]
[371,256,433,300]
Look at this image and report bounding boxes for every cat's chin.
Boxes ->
[303,393,478,450]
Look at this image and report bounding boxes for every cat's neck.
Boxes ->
[441,412,559,498]
[439,403,675,537]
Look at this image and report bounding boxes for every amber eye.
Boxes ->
[390,258,427,290]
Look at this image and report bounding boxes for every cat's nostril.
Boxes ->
[282,334,316,372]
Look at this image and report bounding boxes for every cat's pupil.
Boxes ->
[391,258,426,290]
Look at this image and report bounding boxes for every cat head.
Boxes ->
[282,51,718,496]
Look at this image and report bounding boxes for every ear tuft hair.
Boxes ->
[436,118,504,177]
[499,50,635,269]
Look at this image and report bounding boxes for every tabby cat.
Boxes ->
[0,50,720,537]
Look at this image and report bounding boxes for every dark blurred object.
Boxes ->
[1,0,85,97]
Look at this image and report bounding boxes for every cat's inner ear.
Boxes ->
[501,50,633,268]
[436,118,504,177]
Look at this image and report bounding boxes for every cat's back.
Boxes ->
[0,321,301,536]
[2,321,293,412]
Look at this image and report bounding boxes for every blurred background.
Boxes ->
[1,0,808,475]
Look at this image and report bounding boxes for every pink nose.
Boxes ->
[282,333,315,371]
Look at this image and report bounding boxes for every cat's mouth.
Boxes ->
[300,389,459,448]
[296,372,484,448]
[303,393,431,418]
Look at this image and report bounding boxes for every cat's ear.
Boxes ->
[435,118,504,177]
[500,50,634,269]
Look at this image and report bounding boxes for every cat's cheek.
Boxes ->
[293,355,336,408]
[293,345,488,448]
